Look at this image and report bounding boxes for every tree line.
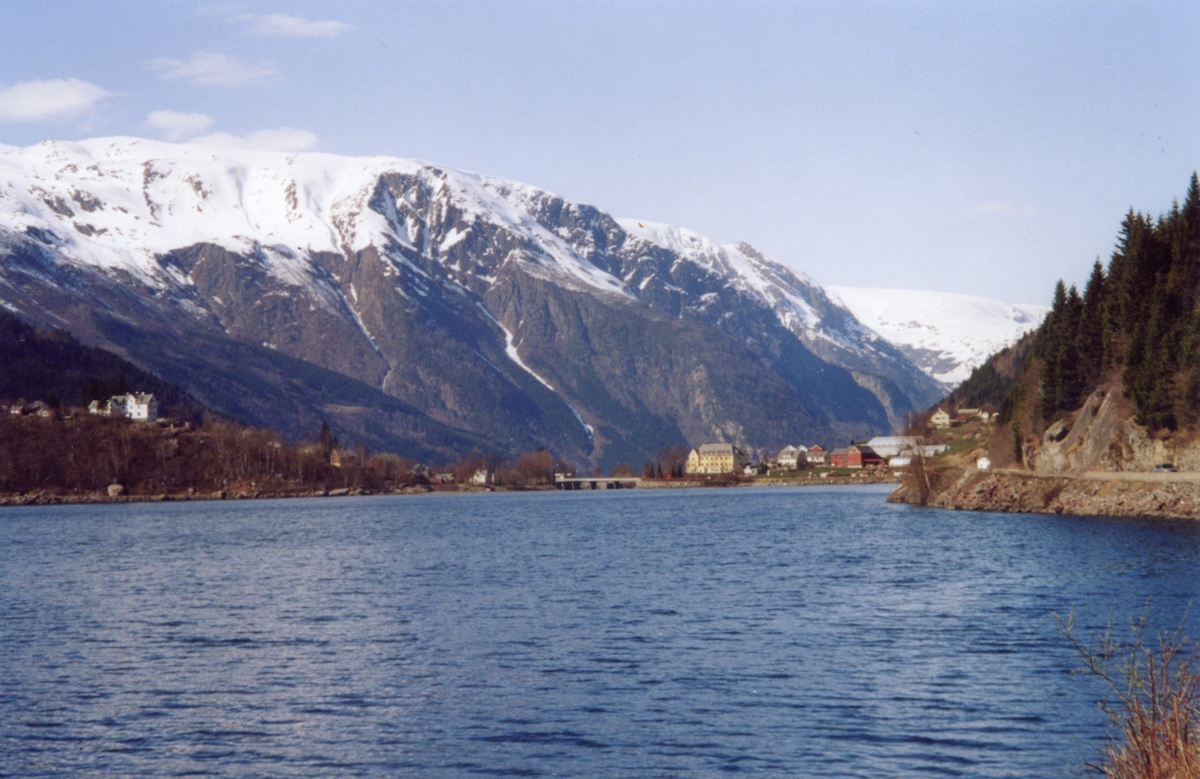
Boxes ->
[0,409,612,497]
[1027,173,1200,431]
[0,308,206,421]
[0,413,422,497]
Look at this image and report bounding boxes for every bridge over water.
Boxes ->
[554,477,642,490]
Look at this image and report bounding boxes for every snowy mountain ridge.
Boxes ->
[0,137,630,302]
[619,220,872,351]
[0,136,947,464]
[0,137,905,367]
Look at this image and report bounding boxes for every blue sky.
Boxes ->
[1,1,1197,304]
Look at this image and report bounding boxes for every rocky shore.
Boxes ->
[888,467,1200,519]
[0,483,471,507]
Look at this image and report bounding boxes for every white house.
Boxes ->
[106,393,159,421]
[805,445,828,466]
[774,444,808,470]
[931,408,952,429]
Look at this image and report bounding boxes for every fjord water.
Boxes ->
[2,487,1198,778]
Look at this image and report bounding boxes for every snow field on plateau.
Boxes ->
[828,286,1049,388]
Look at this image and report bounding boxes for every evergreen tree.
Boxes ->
[319,421,338,457]
[1039,280,1071,420]
[80,376,104,405]
[1122,278,1177,430]
[1079,260,1107,386]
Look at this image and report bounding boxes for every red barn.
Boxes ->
[828,445,884,469]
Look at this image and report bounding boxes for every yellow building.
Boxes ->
[685,443,748,474]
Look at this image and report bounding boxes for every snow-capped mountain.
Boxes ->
[0,137,941,465]
[828,286,1049,390]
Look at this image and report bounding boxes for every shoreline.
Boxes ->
[0,474,900,507]
[889,466,1200,520]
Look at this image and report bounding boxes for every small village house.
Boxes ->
[102,393,159,421]
[828,444,885,469]
[805,445,828,466]
[864,436,919,458]
[931,408,952,429]
[864,436,949,464]
[773,444,808,470]
[685,443,748,475]
[8,400,53,417]
[956,408,993,424]
[329,448,357,468]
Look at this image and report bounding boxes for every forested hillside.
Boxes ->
[949,173,1200,468]
[0,308,206,421]
[1035,173,1200,430]
[949,334,1034,412]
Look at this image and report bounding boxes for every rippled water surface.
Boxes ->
[3,486,1199,777]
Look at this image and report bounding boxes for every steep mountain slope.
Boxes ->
[0,307,206,421]
[0,137,942,466]
[828,286,1048,390]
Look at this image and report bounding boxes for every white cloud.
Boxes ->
[149,52,276,87]
[191,127,318,152]
[240,13,352,38]
[0,78,111,123]
[969,201,1038,218]
[147,110,214,141]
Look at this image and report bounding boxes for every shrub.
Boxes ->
[1058,608,1200,779]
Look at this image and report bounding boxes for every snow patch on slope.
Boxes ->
[828,286,1049,389]
[475,303,594,441]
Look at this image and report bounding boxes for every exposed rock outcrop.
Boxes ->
[1031,386,1200,476]
[889,468,1200,519]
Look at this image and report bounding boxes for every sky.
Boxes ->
[0,1,1197,304]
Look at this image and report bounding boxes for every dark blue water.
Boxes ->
[2,486,1198,777]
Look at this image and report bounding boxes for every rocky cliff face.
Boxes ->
[0,138,942,466]
[1029,387,1200,474]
